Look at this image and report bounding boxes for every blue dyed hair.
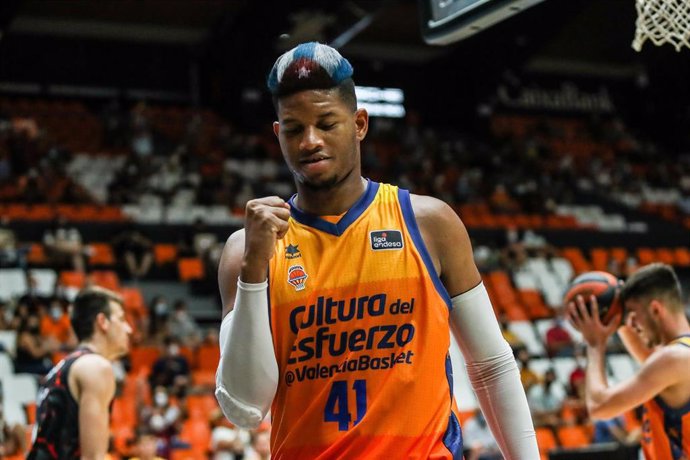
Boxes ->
[267,42,356,111]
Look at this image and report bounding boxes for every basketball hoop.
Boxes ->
[633,0,690,52]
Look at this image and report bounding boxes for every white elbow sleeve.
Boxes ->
[450,282,538,460]
[215,279,279,429]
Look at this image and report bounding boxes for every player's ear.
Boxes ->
[273,121,280,138]
[354,108,368,141]
[649,299,662,317]
[96,312,109,332]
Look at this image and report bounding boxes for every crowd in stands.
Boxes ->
[1,94,690,459]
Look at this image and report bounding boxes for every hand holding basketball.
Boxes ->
[564,271,624,348]
[563,271,624,326]
[567,293,622,348]
[243,196,291,269]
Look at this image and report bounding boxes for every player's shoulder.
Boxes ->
[644,341,690,373]
[71,352,114,380]
[409,193,454,218]
[409,193,464,231]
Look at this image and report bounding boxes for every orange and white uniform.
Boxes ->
[267,180,463,459]
[640,335,690,460]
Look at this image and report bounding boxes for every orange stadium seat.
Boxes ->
[536,427,558,457]
[178,258,204,281]
[557,425,591,448]
[129,346,161,374]
[154,244,178,265]
[89,270,120,291]
[637,247,656,265]
[89,243,116,266]
[197,344,220,372]
[59,270,86,289]
[655,248,675,265]
[590,248,609,272]
[179,418,211,456]
[24,401,37,424]
[560,247,591,274]
[186,393,219,420]
[519,289,552,320]
[610,247,628,266]
[27,243,48,265]
[191,370,216,388]
[674,247,690,267]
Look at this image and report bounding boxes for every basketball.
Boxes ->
[564,271,624,326]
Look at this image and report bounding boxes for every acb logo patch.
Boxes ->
[370,230,404,251]
[287,265,308,291]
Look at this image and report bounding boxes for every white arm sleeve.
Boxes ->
[215,279,279,429]
[450,282,538,460]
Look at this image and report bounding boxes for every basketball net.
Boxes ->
[633,0,690,52]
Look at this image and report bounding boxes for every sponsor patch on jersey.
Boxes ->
[370,230,404,251]
[285,244,301,259]
[287,265,308,291]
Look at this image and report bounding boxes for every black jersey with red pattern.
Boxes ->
[27,348,93,460]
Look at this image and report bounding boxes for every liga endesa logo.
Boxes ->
[370,230,403,251]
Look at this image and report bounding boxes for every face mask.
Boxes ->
[29,325,40,334]
[168,345,180,356]
[50,306,62,320]
[155,302,168,315]
[154,392,168,407]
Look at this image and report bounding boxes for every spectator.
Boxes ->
[517,348,540,392]
[527,368,566,428]
[462,409,502,460]
[129,430,165,460]
[167,300,201,348]
[0,301,10,331]
[14,314,57,375]
[563,345,587,424]
[112,225,154,281]
[0,217,22,268]
[544,317,575,357]
[0,383,27,458]
[9,302,31,330]
[140,386,182,454]
[148,295,170,340]
[40,298,77,349]
[592,415,640,445]
[244,429,271,460]
[43,216,91,273]
[209,409,249,460]
[149,337,190,397]
[498,312,525,353]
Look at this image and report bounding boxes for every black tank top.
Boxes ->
[27,348,93,460]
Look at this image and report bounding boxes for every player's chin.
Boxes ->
[300,173,340,190]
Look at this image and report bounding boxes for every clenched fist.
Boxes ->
[240,196,291,283]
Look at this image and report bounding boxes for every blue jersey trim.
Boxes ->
[397,188,452,309]
[288,180,379,236]
[442,353,463,458]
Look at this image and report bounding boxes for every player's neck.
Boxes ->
[662,314,690,344]
[295,175,367,216]
[79,337,112,360]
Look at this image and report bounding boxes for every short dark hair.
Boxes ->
[272,77,357,114]
[619,263,682,311]
[71,287,123,341]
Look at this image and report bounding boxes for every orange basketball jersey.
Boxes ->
[267,181,463,459]
[640,335,690,460]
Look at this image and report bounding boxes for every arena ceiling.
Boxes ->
[1,0,654,71]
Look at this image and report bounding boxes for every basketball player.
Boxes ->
[567,263,690,459]
[28,287,132,459]
[215,42,538,459]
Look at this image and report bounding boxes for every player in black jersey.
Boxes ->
[28,287,132,460]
